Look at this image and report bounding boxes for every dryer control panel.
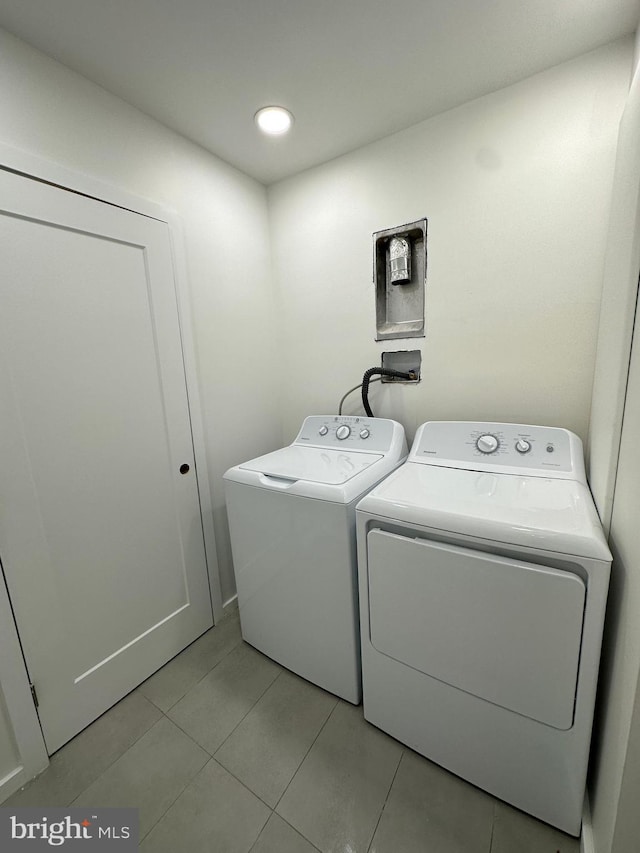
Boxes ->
[410,421,585,479]
[295,415,403,454]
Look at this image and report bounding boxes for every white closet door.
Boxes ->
[0,169,213,752]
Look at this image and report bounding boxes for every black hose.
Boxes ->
[361,367,415,417]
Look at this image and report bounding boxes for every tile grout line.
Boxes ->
[132,754,323,853]
[488,801,497,853]
[14,619,255,838]
[34,693,165,808]
[67,715,208,845]
[278,815,324,853]
[212,667,286,757]
[271,696,341,820]
[365,747,405,853]
[208,755,277,812]
[147,624,244,714]
[135,752,211,846]
[160,659,283,762]
[126,632,263,842]
[139,752,276,846]
[157,708,216,758]
[133,612,245,842]
[210,688,337,817]
[208,679,341,850]
[141,614,242,708]
[245,808,272,853]
[271,697,341,812]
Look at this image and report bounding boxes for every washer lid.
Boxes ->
[357,462,611,560]
[239,445,384,485]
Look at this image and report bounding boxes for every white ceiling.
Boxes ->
[0,0,638,184]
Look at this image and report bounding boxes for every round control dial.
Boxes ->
[318,425,328,436]
[336,425,351,440]
[515,439,531,454]
[359,428,370,439]
[476,434,499,454]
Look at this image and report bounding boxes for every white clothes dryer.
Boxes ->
[356,421,611,835]
[224,415,407,703]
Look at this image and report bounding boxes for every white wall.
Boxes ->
[610,675,640,852]
[268,39,632,446]
[590,309,640,853]
[588,60,640,531]
[587,46,640,853]
[0,28,281,606]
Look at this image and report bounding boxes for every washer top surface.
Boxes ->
[224,415,407,503]
[239,444,383,485]
[357,421,611,560]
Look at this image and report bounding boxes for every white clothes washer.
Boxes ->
[224,415,407,703]
[356,421,611,835]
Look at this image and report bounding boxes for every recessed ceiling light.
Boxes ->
[255,106,294,136]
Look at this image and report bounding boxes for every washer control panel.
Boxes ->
[411,421,577,474]
[295,415,397,453]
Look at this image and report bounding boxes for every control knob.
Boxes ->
[318,426,328,436]
[359,428,370,439]
[336,425,351,440]
[515,439,531,454]
[476,434,499,454]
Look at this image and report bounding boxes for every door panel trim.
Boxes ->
[74,604,190,684]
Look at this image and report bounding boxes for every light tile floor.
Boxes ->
[7,606,580,852]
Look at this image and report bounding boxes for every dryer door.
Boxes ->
[366,530,585,730]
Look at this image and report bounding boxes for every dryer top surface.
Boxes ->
[357,462,611,561]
